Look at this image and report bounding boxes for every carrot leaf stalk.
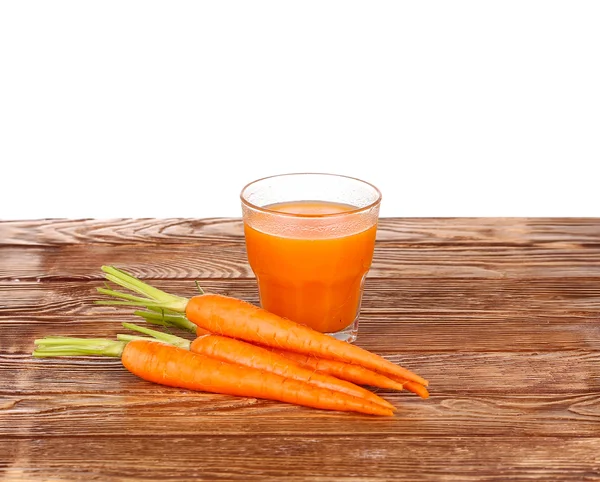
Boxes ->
[133,309,197,332]
[116,334,154,343]
[96,266,188,312]
[33,337,126,358]
[121,322,192,350]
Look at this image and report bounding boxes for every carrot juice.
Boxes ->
[243,200,378,334]
[241,173,382,341]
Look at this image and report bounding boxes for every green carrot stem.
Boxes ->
[133,312,172,328]
[134,309,197,333]
[103,266,172,301]
[117,334,155,343]
[98,266,189,313]
[32,337,126,357]
[133,310,174,328]
[96,287,155,304]
[103,273,155,299]
[146,305,183,315]
[122,322,191,350]
[96,288,186,311]
[102,266,187,305]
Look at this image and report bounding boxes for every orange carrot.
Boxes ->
[271,349,429,398]
[97,266,429,387]
[401,381,430,399]
[132,311,428,398]
[119,322,395,411]
[33,337,393,416]
[187,294,426,383]
[271,348,406,391]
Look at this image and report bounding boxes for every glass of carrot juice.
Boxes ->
[240,173,382,343]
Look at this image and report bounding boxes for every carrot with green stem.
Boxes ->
[134,309,428,398]
[118,322,395,411]
[32,337,393,416]
[97,266,428,387]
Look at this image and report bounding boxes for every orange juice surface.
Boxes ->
[244,201,377,333]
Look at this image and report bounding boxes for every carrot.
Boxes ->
[270,348,405,390]
[97,266,429,387]
[271,349,429,398]
[401,381,430,399]
[132,310,428,398]
[32,337,393,416]
[119,322,396,411]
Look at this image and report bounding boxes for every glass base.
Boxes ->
[325,316,359,343]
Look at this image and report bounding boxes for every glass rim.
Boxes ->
[240,172,382,219]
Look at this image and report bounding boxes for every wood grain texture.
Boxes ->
[4,276,600,316]
[2,217,599,246]
[4,309,600,354]
[1,217,599,481]
[2,278,600,355]
[2,437,599,482]
[3,241,600,281]
[2,350,599,395]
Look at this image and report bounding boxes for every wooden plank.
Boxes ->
[376,217,600,246]
[4,277,600,315]
[2,436,599,481]
[0,243,254,281]
[2,217,599,246]
[3,242,600,281]
[4,311,600,354]
[2,278,599,354]
[1,389,599,438]
[0,218,246,246]
[3,311,600,355]
[2,351,598,395]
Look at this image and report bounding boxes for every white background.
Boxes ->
[1,1,598,219]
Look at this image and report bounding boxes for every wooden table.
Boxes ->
[1,218,599,481]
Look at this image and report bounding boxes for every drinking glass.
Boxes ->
[240,173,381,342]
